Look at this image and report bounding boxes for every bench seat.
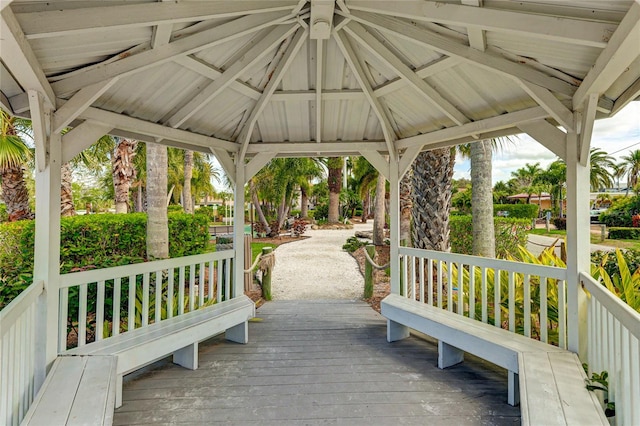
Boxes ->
[22,356,117,426]
[381,294,607,426]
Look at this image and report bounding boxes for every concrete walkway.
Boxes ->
[270,222,372,300]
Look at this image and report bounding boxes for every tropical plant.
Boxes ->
[352,156,377,223]
[589,148,615,191]
[591,249,640,312]
[621,149,640,191]
[510,162,544,203]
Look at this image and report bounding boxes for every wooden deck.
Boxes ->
[114,300,520,425]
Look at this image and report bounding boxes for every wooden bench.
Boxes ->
[64,295,255,409]
[22,356,117,426]
[382,294,607,426]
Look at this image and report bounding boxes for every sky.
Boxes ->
[453,102,640,184]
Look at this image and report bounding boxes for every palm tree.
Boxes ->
[469,139,495,257]
[412,147,455,251]
[112,137,137,213]
[373,172,385,245]
[511,162,544,203]
[621,149,640,191]
[589,148,614,191]
[539,160,566,216]
[0,110,34,221]
[146,142,168,259]
[327,157,342,223]
[399,171,413,244]
[183,150,193,213]
[611,162,626,190]
[352,157,377,223]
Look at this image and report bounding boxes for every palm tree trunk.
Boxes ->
[1,163,33,221]
[112,137,137,213]
[146,142,168,260]
[400,170,413,245]
[300,186,309,218]
[470,140,495,257]
[327,157,342,223]
[60,162,76,217]
[361,193,369,223]
[373,173,385,245]
[250,180,271,235]
[412,148,454,252]
[183,150,193,213]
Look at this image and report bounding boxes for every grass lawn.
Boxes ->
[528,228,640,250]
[251,242,276,263]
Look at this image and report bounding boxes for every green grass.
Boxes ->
[528,228,640,250]
[251,242,275,263]
[529,228,566,237]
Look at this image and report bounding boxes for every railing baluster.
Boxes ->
[199,262,205,307]
[621,327,631,424]
[481,267,487,323]
[78,283,87,347]
[167,268,174,319]
[217,260,223,302]
[224,258,231,301]
[419,257,424,304]
[189,264,195,312]
[447,261,453,312]
[59,287,69,351]
[631,334,640,425]
[155,271,162,324]
[469,266,475,320]
[437,260,443,309]
[179,266,185,315]
[540,277,548,343]
[142,273,150,327]
[128,275,136,332]
[113,278,121,337]
[401,255,407,297]
[523,274,531,337]
[410,256,416,300]
[208,261,214,302]
[96,280,105,341]
[508,272,515,332]
[558,279,566,349]
[494,269,501,328]
[427,258,433,306]
[457,263,464,316]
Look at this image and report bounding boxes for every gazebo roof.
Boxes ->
[2,0,639,172]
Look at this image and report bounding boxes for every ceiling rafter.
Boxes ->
[53,79,118,134]
[150,0,174,49]
[16,1,299,39]
[333,28,397,161]
[50,11,293,97]
[517,120,567,160]
[316,39,324,143]
[165,23,300,129]
[348,11,578,98]
[237,27,308,161]
[246,141,388,154]
[344,21,470,126]
[573,3,640,109]
[461,0,486,51]
[347,0,616,48]
[517,80,574,131]
[61,120,113,164]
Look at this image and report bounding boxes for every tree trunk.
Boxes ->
[250,180,271,235]
[373,173,386,245]
[1,163,33,221]
[400,170,413,245]
[146,142,169,260]
[361,193,369,223]
[412,148,454,252]
[112,137,137,213]
[60,162,76,217]
[327,157,342,223]
[300,186,309,218]
[183,150,193,214]
[470,140,495,258]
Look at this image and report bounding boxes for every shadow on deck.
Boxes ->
[114,300,520,425]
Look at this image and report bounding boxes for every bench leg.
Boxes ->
[387,319,410,342]
[226,321,248,344]
[438,341,464,369]
[508,371,520,406]
[174,342,199,370]
[115,374,123,409]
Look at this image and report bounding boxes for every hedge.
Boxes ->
[0,213,210,309]
[608,227,640,240]
[493,204,539,219]
[450,215,531,259]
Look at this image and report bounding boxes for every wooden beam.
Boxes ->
[461,0,486,51]
[166,23,299,129]
[17,1,299,38]
[579,94,598,166]
[245,152,276,183]
[151,0,174,49]
[28,90,49,171]
[517,120,567,160]
[349,11,578,98]
[518,80,574,131]
[345,21,470,126]
[347,0,616,48]
[237,28,308,161]
[246,141,388,154]
[0,1,14,12]
[398,145,421,179]
[611,76,640,116]
[397,106,548,150]
[52,79,118,134]
[210,148,236,185]
[50,11,292,96]
[77,107,239,152]
[0,8,56,108]
[333,29,397,161]
[61,121,113,164]
[573,3,640,109]
[316,39,324,142]
[0,91,12,114]
[360,150,390,180]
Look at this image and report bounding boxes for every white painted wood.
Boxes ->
[53,80,118,134]
[173,343,198,370]
[28,90,48,172]
[359,150,389,181]
[507,370,519,407]
[113,278,121,337]
[517,120,567,160]
[518,81,574,132]
[386,319,410,342]
[246,141,387,154]
[579,93,598,166]
[612,76,640,115]
[573,3,640,109]
[188,264,195,312]
[211,148,236,184]
[61,120,113,164]
[50,11,292,96]
[348,1,615,48]
[438,341,464,368]
[155,271,162,324]
[97,280,105,341]
[233,162,246,299]
[225,321,249,344]
[315,39,323,142]
[127,275,135,332]
[389,159,401,296]
[142,272,149,327]
[245,152,276,183]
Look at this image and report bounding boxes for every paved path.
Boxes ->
[115,300,519,425]
[270,222,372,300]
[526,234,613,257]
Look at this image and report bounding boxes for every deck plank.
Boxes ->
[114,300,520,425]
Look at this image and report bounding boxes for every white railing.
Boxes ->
[58,250,235,352]
[0,280,46,426]
[581,272,640,425]
[399,247,568,348]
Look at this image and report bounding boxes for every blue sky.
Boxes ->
[454,102,640,184]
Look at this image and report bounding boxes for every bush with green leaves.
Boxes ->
[450,216,531,259]
[608,227,640,240]
[591,249,640,313]
[342,236,366,253]
[599,195,640,227]
[591,249,640,278]
[493,204,539,219]
[312,203,329,220]
[552,217,567,230]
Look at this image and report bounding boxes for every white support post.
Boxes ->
[389,158,401,295]
[32,108,62,368]
[565,125,590,357]
[233,161,246,299]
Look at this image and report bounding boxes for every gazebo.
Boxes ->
[1,1,640,424]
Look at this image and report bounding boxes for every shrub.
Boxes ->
[591,249,640,313]
[493,204,539,219]
[167,205,184,213]
[591,249,640,278]
[450,216,530,259]
[0,204,7,223]
[194,206,216,221]
[608,227,640,240]
[552,217,567,230]
[313,203,329,220]
[343,236,365,253]
[599,195,640,227]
